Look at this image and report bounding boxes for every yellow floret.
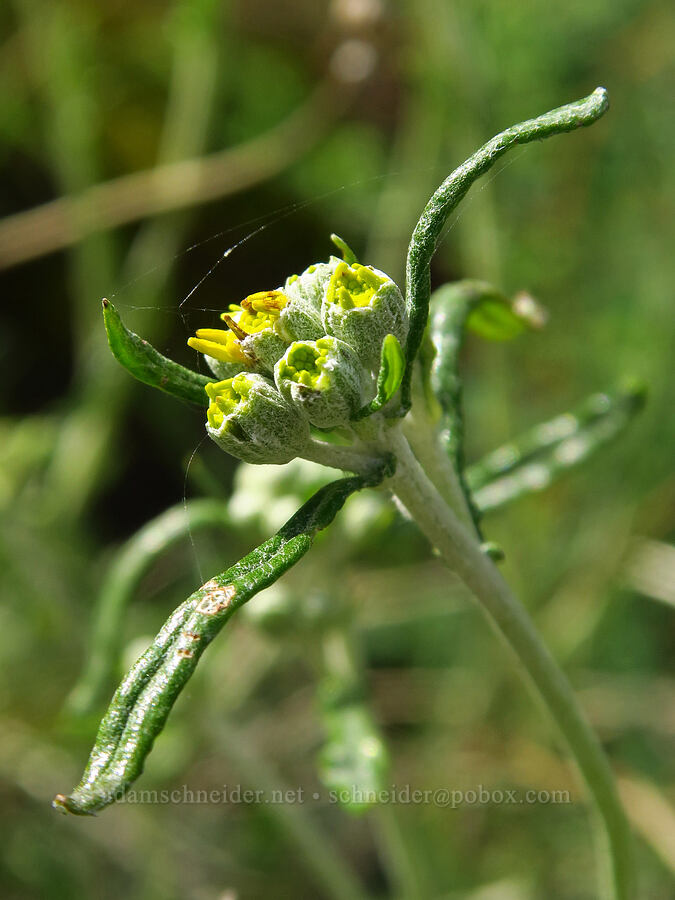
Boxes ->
[229,290,288,335]
[326,262,386,311]
[278,340,331,390]
[190,290,289,366]
[205,378,240,428]
[187,326,249,365]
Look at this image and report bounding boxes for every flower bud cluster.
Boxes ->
[188,241,408,464]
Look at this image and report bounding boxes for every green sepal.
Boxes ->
[54,469,390,816]
[354,333,405,419]
[103,299,214,406]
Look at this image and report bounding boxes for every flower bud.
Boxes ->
[322,262,408,368]
[278,259,341,342]
[188,291,290,376]
[231,290,290,369]
[205,373,309,464]
[275,336,369,428]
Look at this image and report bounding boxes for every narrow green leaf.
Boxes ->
[401,87,609,411]
[469,383,647,513]
[54,468,389,815]
[354,333,405,419]
[103,299,214,406]
[315,621,389,815]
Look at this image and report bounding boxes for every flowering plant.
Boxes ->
[56,88,642,900]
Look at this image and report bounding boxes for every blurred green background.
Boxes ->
[0,0,673,897]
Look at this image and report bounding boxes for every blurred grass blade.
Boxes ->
[469,383,647,513]
[318,700,389,814]
[316,625,389,813]
[401,87,609,410]
[54,472,382,815]
[65,500,233,718]
[103,299,214,405]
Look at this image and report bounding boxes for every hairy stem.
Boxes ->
[301,439,387,476]
[402,391,476,531]
[384,425,634,900]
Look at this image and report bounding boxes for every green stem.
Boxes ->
[402,392,476,531]
[384,426,633,900]
[302,439,386,476]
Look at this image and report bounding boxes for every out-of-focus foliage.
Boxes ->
[0,1,673,898]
